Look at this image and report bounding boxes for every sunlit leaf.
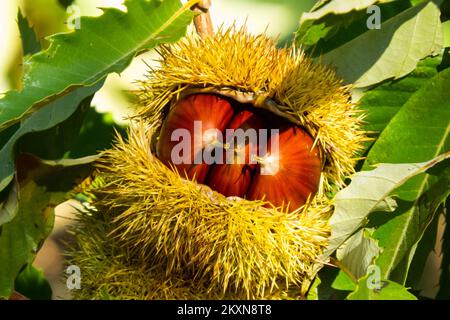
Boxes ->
[359,56,441,153]
[0,0,195,131]
[347,277,417,300]
[363,67,450,282]
[336,228,381,279]
[0,82,102,196]
[321,1,443,88]
[324,152,450,258]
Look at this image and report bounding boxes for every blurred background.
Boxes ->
[0,0,316,299]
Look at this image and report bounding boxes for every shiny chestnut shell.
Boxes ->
[156,94,322,212]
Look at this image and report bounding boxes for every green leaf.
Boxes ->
[379,175,449,283]
[310,1,412,56]
[0,0,195,131]
[14,265,52,300]
[359,56,441,152]
[310,0,332,12]
[363,67,450,168]
[405,207,441,292]
[300,0,380,22]
[336,228,381,279]
[0,124,19,149]
[0,82,102,197]
[296,0,410,53]
[17,10,41,56]
[320,1,443,88]
[440,0,450,21]
[362,67,450,282]
[324,152,450,258]
[296,20,334,47]
[443,21,450,47]
[306,276,321,300]
[68,108,126,158]
[332,270,357,291]
[312,266,353,300]
[347,277,417,300]
[437,200,450,299]
[0,153,99,298]
[0,183,18,226]
[19,0,71,48]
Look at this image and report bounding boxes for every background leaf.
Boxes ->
[14,265,52,300]
[0,153,99,298]
[300,0,380,22]
[18,0,71,49]
[324,151,450,258]
[437,200,450,299]
[363,67,450,283]
[336,228,381,279]
[308,267,354,300]
[331,270,357,292]
[296,0,410,54]
[67,108,126,158]
[17,10,41,57]
[0,82,102,196]
[383,175,449,283]
[363,67,450,168]
[405,206,445,299]
[0,0,195,131]
[359,56,441,153]
[320,1,443,88]
[443,20,450,47]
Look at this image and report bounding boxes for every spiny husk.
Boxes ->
[69,122,330,299]
[136,27,366,191]
[68,192,309,300]
[68,28,365,299]
[67,204,241,300]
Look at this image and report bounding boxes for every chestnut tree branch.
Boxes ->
[192,0,214,37]
[9,291,29,300]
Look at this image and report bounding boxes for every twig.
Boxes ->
[9,291,29,300]
[192,0,214,37]
[329,257,358,284]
